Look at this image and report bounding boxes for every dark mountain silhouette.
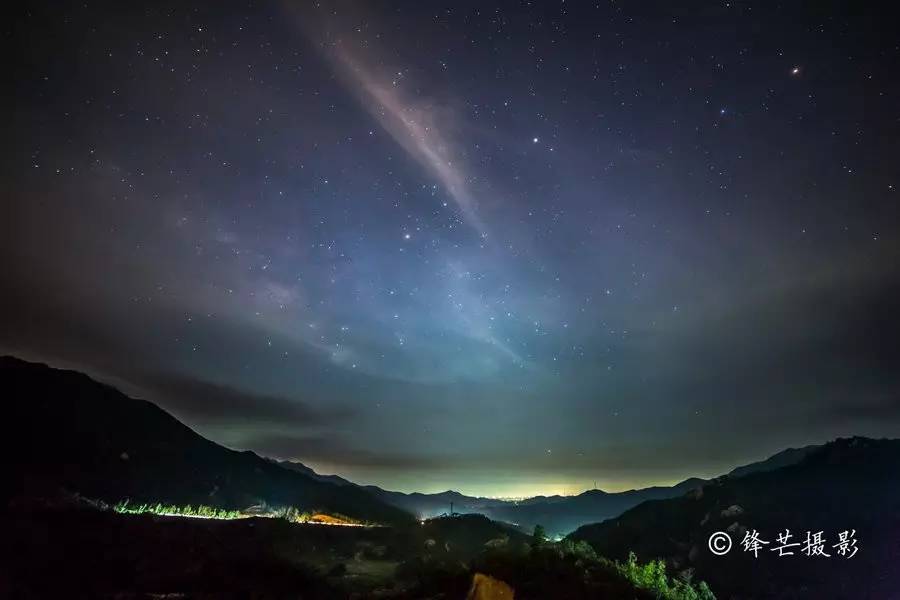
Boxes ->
[264,463,707,536]
[235,431,823,538]
[11,353,890,598]
[276,459,356,487]
[569,437,900,599]
[416,513,530,557]
[360,479,707,535]
[355,445,824,535]
[265,435,831,537]
[3,356,412,525]
[725,443,820,479]
[358,445,828,533]
[481,478,707,535]
[288,442,835,536]
[364,487,509,517]
[357,480,710,536]
[281,443,823,533]
[0,353,716,535]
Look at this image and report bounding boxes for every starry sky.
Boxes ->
[4,1,899,497]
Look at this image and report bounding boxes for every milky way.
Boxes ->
[3,1,899,496]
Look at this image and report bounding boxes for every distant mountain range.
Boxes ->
[276,459,357,487]
[283,444,823,535]
[265,463,709,534]
[6,353,886,560]
[478,478,708,535]
[569,436,900,599]
[3,356,411,525]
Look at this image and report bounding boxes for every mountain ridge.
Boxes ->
[568,435,900,599]
[3,356,412,525]
[275,447,816,535]
[2,354,856,539]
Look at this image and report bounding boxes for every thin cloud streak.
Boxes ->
[328,43,489,237]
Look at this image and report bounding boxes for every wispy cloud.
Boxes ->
[128,370,352,427]
[323,35,488,236]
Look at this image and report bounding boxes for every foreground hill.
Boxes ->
[3,506,531,598]
[570,437,900,599]
[5,505,701,599]
[3,356,411,525]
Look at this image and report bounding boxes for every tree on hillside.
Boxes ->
[531,524,547,546]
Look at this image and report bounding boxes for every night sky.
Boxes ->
[4,1,899,497]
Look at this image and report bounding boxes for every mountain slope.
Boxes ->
[725,443,820,479]
[276,459,356,487]
[569,437,900,599]
[3,356,412,525]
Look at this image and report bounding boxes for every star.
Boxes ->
[5,0,898,502]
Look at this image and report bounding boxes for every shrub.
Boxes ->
[608,551,716,600]
[112,500,241,520]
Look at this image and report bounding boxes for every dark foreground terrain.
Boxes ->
[4,506,691,599]
[570,437,900,599]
